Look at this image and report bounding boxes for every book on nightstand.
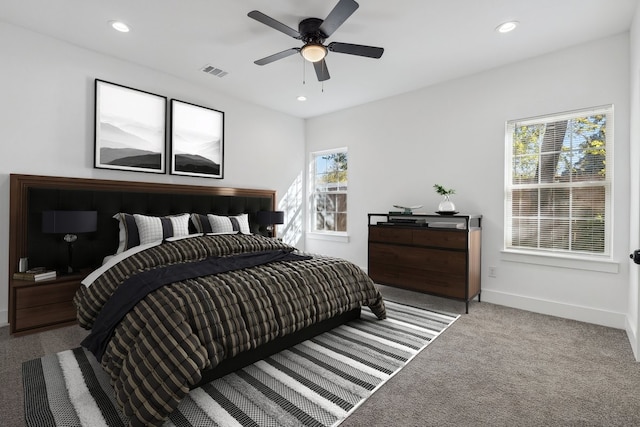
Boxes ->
[13,269,57,281]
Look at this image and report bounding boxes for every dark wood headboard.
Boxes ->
[9,174,276,277]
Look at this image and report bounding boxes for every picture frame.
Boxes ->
[94,79,167,174]
[170,99,224,179]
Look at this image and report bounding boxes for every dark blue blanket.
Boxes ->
[82,249,310,360]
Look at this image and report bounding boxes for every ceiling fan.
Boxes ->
[248,0,384,82]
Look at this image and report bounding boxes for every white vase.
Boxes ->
[438,195,456,212]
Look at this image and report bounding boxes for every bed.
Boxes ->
[8,174,386,426]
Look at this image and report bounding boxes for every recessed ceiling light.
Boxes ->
[109,20,130,33]
[496,21,518,33]
[297,96,307,101]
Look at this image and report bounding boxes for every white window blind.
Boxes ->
[310,148,348,233]
[505,105,613,256]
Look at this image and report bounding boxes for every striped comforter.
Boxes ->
[74,234,386,426]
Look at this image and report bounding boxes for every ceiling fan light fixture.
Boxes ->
[301,43,327,62]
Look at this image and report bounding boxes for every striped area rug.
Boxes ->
[22,301,458,426]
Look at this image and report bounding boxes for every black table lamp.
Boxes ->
[257,211,285,238]
[42,210,97,273]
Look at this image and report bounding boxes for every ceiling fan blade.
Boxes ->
[254,48,300,66]
[313,59,331,81]
[319,0,359,38]
[327,42,384,58]
[248,10,300,39]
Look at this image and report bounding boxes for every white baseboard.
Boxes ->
[482,289,626,330]
[625,316,639,361]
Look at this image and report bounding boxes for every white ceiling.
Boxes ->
[2,0,638,118]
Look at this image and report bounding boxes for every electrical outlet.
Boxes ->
[488,266,497,278]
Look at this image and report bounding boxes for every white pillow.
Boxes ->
[207,213,251,234]
[134,213,190,245]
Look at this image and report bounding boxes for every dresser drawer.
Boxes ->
[369,263,466,299]
[15,280,81,309]
[369,226,413,244]
[369,243,466,273]
[15,301,77,331]
[412,229,467,249]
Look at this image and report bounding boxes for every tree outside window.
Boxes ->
[506,106,611,256]
[310,149,347,233]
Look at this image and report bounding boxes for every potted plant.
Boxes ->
[433,184,457,213]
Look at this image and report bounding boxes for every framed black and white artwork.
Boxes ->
[94,79,167,174]
[170,99,224,179]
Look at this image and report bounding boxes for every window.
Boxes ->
[309,148,348,233]
[505,105,612,257]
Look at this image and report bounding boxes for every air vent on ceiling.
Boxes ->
[201,64,228,78]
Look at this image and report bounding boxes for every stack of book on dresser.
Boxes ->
[13,267,57,281]
[378,216,428,227]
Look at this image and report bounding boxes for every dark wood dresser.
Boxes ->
[368,213,482,313]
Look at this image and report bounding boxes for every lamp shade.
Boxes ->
[301,43,327,62]
[42,210,98,234]
[256,211,285,226]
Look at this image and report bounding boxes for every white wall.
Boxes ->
[306,33,631,329]
[627,6,640,358]
[0,22,306,326]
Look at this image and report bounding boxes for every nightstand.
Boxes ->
[9,271,86,335]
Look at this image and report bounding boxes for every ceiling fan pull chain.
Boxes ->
[321,61,326,92]
[302,56,306,84]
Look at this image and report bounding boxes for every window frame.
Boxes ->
[308,147,349,237]
[504,105,614,261]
